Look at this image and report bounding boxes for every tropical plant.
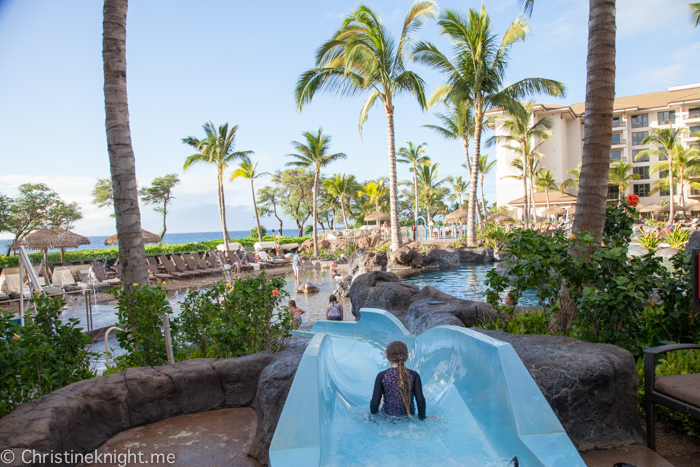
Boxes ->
[272,169,314,236]
[691,2,700,27]
[182,122,253,256]
[91,178,114,212]
[637,228,661,250]
[560,163,582,193]
[664,225,691,249]
[358,180,388,223]
[397,142,430,223]
[415,163,448,226]
[414,7,565,243]
[608,161,639,201]
[534,169,558,210]
[448,176,469,209]
[295,1,437,251]
[324,173,357,229]
[424,99,475,178]
[257,186,284,234]
[650,145,700,207]
[231,157,271,243]
[286,129,346,256]
[139,174,180,244]
[102,0,147,289]
[479,155,497,219]
[636,126,690,225]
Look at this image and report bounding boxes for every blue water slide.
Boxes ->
[270,309,585,466]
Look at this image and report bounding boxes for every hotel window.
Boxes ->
[612,117,621,127]
[659,170,669,179]
[612,133,621,144]
[634,184,651,197]
[632,131,648,145]
[632,114,648,128]
[660,188,670,196]
[689,125,700,136]
[607,185,620,199]
[659,152,668,161]
[610,151,621,161]
[633,166,650,180]
[633,149,648,162]
[689,108,700,118]
[691,188,700,196]
[658,110,676,125]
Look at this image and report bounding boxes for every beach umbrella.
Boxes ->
[445,208,469,223]
[11,229,62,280]
[485,213,513,223]
[638,203,662,213]
[566,206,576,214]
[363,210,391,225]
[53,228,90,263]
[541,206,567,216]
[104,229,161,246]
[658,203,683,213]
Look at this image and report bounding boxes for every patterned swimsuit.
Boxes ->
[370,367,426,419]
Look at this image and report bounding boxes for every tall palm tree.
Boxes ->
[501,157,537,224]
[423,99,475,176]
[230,157,270,243]
[416,162,448,226]
[448,176,469,209]
[358,180,388,224]
[478,156,497,220]
[691,3,700,27]
[103,0,147,289]
[324,173,357,230]
[649,145,700,207]
[491,103,552,226]
[608,161,639,201]
[414,7,565,243]
[637,127,689,225]
[183,122,252,257]
[534,169,558,210]
[560,163,582,193]
[295,1,437,251]
[397,142,429,223]
[520,0,616,244]
[285,128,347,257]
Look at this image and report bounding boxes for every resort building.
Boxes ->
[487,82,700,220]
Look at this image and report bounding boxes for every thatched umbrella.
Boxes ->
[638,203,662,213]
[541,206,566,216]
[685,201,700,212]
[11,229,62,280]
[445,208,469,224]
[659,203,683,213]
[566,205,576,214]
[485,213,513,223]
[54,228,90,263]
[364,210,391,226]
[104,229,161,246]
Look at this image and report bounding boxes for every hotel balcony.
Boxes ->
[611,139,626,148]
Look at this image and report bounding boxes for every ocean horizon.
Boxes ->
[1,229,304,253]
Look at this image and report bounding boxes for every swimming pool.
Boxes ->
[399,264,539,307]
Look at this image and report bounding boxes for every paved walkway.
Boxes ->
[78,408,258,467]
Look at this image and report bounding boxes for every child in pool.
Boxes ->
[288,299,305,330]
[370,341,426,420]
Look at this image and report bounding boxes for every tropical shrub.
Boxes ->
[250,225,267,239]
[479,306,553,335]
[637,228,661,249]
[478,222,510,244]
[0,294,96,417]
[664,225,691,249]
[174,272,292,359]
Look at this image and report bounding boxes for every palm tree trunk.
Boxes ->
[413,162,419,223]
[103,0,147,290]
[312,170,319,256]
[425,191,432,226]
[467,116,482,244]
[462,138,471,176]
[480,173,487,220]
[669,160,675,226]
[529,174,538,223]
[385,106,403,250]
[217,171,232,257]
[571,0,617,242]
[522,170,529,228]
[251,180,262,243]
[340,196,349,229]
[545,188,551,210]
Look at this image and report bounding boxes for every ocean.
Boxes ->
[1,229,303,253]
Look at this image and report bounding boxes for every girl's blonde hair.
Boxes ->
[385,341,412,418]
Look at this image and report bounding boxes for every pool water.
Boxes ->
[399,264,539,307]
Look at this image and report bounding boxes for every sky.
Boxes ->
[0,0,698,237]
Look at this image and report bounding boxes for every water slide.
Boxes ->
[270,309,586,466]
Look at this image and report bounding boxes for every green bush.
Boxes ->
[637,228,660,249]
[664,225,691,249]
[479,306,553,335]
[0,294,97,417]
[173,272,292,358]
[251,226,267,239]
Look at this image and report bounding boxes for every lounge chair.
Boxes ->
[36,277,64,297]
[4,274,32,298]
[52,269,78,290]
[158,256,195,278]
[259,250,288,266]
[245,252,268,270]
[173,254,203,277]
[223,251,252,272]
[191,252,221,275]
[182,253,207,276]
[146,263,174,281]
[201,253,224,274]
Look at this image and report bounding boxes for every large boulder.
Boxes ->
[410,247,460,269]
[627,245,650,258]
[654,247,680,262]
[333,279,351,298]
[455,246,495,263]
[348,271,420,320]
[248,337,310,466]
[474,330,645,451]
[348,249,387,276]
[685,230,700,252]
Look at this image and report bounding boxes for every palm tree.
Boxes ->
[358,180,388,224]
[285,128,347,257]
[478,156,497,220]
[324,173,357,230]
[416,163,448,226]
[520,1,616,244]
[608,161,639,201]
[650,145,700,207]
[636,127,689,225]
[413,7,565,243]
[103,0,148,289]
[183,122,252,257]
[448,176,469,209]
[230,158,270,243]
[491,103,552,226]
[295,1,437,251]
[691,3,700,27]
[501,156,540,224]
[423,99,475,176]
[560,163,582,193]
[397,142,430,223]
[534,169,558,210]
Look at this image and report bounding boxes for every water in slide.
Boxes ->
[270,309,585,466]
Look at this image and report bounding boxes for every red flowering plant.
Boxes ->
[626,194,640,207]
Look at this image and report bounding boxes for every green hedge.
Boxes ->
[0,236,310,268]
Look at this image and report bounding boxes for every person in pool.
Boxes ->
[370,340,426,420]
[288,299,305,330]
[325,294,343,321]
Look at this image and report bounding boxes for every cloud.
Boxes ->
[617,0,688,38]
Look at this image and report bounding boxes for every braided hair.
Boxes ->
[385,341,412,418]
